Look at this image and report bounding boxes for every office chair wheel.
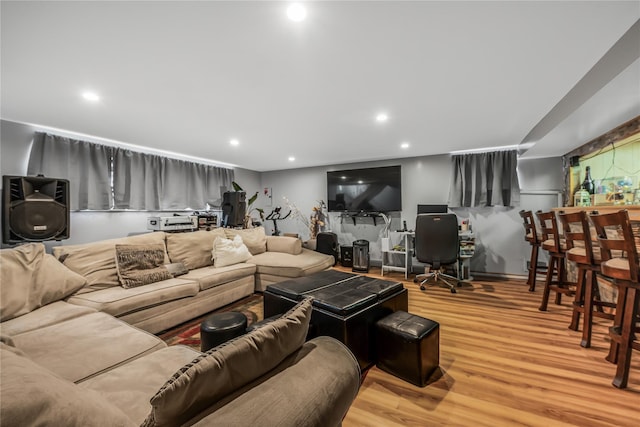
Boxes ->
[420,285,426,291]
[450,288,457,294]
[413,278,418,283]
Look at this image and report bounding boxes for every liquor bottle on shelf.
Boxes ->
[582,166,595,195]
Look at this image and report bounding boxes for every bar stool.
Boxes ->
[558,211,615,348]
[590,209,639,389]
[519,210,544,292]
[536,210,574,311]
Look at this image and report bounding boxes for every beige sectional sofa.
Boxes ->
[49,227,334,334]
[0,231,359,426]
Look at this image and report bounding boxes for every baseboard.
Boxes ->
[471,272,529,281]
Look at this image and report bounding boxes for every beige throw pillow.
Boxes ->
[211,235,251,268]
[0,344,136,427]
[223,227,267,255]
[0,243,87,322]
[165,228,226,270]
[142,298,313,427]
[266,236,303,255]
[115,244,173,288]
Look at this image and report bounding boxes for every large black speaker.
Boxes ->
[316,232,338,265]
[221,191,246,227]
[2,175,70,244]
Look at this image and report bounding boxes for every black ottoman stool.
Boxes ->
[376,310,440,387]
[200,312,247,352]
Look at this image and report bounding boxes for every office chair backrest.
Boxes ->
[415,214,459,266]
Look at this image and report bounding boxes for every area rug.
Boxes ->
[158,294,264,351]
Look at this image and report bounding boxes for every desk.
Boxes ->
[380,231,476,280]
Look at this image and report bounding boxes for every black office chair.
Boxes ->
[413,213,461,293]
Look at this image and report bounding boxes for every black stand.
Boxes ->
[265,207,291,236]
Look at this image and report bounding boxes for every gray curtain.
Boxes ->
[448,150,520,207]
[28,132,235,211]
[113,148,234,211]
[112,148,163,210]
[27,133,112,210]
[160,158,209,210]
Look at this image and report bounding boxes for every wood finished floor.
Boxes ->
[337,267,639,427]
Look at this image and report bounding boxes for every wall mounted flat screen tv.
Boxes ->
[327,165,402,212]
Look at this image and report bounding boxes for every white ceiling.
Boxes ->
[2,1,639,172]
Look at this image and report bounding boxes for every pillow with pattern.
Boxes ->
[115,244,172,288]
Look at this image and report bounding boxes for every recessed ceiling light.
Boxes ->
[401,142,410,149]
[287,3,307,22]
[288,156,296,162]
[375,113,388,123]
[229,139,239,146]
[82,91,100,102]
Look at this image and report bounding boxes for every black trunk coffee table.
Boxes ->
[264,270,408,369]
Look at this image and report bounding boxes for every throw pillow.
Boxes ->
[164,262,189,277]
[266,236,303,255]
[0,243,87,322]
[223,227,267,255]
[0,344,136,427]
[115,244,173,289]
[165,228,226,270]
[211,235,251,268]
[141,298,313,427]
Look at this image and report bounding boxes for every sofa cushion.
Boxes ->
[115,244,173,288]
[0,301,97,336]
[266,235,303,255]
[0,344,136,427]
[11,312,166,383]
[66,278,200,317]
[224,227,267,255]
[181,263,257,291]
[249,248,334,278]
[142,298,312,427]
[80,345,201,426]
[212,235,251,268]
[52,232,169,290]
[165,229,226,270]
[0,243,87,321]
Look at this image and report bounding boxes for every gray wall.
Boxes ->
[1,119,563,275]
[260,155,563,276]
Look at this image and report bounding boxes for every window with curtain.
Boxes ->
[448,150,520,207]
[28,133,113,210]
[28,132,235,211]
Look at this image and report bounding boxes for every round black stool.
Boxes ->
[200,312,247,352]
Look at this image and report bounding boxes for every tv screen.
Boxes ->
[327,165,402,212]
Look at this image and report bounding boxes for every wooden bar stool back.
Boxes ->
[558,210,615,348]
[519,210,544,292]
[590,209,640,389]
[536,210,573,311]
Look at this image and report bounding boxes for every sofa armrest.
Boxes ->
[266,236,302,255]
[188,336,361,427]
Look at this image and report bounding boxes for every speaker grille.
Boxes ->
[3,175,70,243]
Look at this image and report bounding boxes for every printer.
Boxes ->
[147,215,198,232]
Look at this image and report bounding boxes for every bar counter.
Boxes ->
[552,205,640,221]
